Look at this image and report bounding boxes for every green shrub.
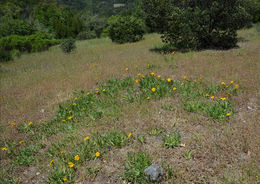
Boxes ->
[77,30,96,40]
[0,18,35,37]
[0,50,12,62]
[108,16,145,44]
[60,38,76,53]
[144,0,250,50]
[11,49,21,58]
[0,32,60,53]
[243,0,260,23]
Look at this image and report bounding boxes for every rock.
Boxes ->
[144,164,164,182]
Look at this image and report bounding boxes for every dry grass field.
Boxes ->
[0,26,259,183]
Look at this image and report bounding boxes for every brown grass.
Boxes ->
[0,27,259,183]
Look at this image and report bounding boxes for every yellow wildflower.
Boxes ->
[128,132,132,138]
[171,51,175,55]
[19,140,24,144]
[205,94,210,97]
[142,75,145,78]
[102,89,106,92]
[181,83,184,86]
[147,97,150,100]
[235,84,239,89]
[184,76,187,79]
[167,78,172,82]
[211,96,215,99]
[137,73,141,77]
[68,116,72,120]
[60,151,64,154]
[221,82,226,85]
[230,81,234,84]
[135,79,139,83]
[28,121,33,125]
[68,162,74,168]
[173,87,177,91]
[69,110,72,113]
[84,136,89,141]
[63,178,67,182]
[125,67,129,71]
[96,152,100,157]
[74,97,78,100]
[62,120,66,123]
[226,113,231,117]
[220,97,226,101]
[152,88,156,92]
[49,160,53,166]
[74,155,79,161]
[2,147,7,151]
[157,75,161,78]
[151,72,155,76]
[73,103,76,106]
[11,122,16,126]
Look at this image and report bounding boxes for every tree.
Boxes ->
[143,0,250,50]
[108,15,145,44]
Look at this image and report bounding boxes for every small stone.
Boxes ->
[40,109,45,113]
[36,172,40,176]
[144,164,164,182]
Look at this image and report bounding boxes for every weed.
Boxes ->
[163,132,181,148]
[161,103,176,111]
[184,150,193,160]
[169,64,179,69]
[137,135,146,144]
[148,128,163,136]
[123,151,152,184]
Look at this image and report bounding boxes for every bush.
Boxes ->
[60,38,76,53]
[0,18,36,37]
[77,30,96,40]
[108,16,145,44]
[144,0,250,50]
[0,32,60,53]
[11,49,21,58]
[0,50,12,62]
[243,0,260,23]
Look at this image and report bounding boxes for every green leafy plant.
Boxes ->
[143,0,250,50]
[108,15,145,44]
[148,128,163,136]
[163,132,181,148]
[123,151,152,184]
[60,38,76,53]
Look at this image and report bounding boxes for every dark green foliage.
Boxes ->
[0,50,12,62]
[60,38,76,53]
[108,15,145,44]
[142,0,172,32]
[143,0,250,50]
[0,18,35,37]
[77,30,96,40]
[31,1,85,38]
[0,32,60,53]
[243,0,260,24]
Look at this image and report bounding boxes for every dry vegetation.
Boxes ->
[0,27,259,183]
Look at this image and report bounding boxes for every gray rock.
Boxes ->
[144,164,164,182]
